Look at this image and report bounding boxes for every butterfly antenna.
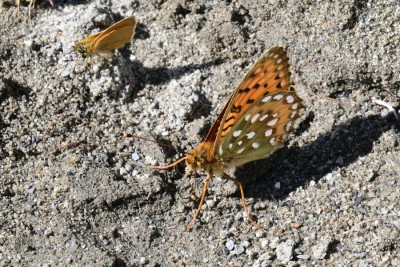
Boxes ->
[123,133,178,151]
[152,157,187,170]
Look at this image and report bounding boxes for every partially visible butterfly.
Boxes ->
[15,0,54,17]
[154,47,305,231]
[73,17,136,64]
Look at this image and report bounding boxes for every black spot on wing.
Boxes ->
[231,105,242,113]
[238,87,250,94]
[225,116,235,123]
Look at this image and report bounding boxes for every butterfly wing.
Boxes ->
[217,90,304,167]
[93,26,135,52]
[94,17,136,42]
[212,47,296,155]
[203,93,234,143]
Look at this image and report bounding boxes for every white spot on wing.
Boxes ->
[262,95,272,103]
[277,58,282,64]
[286,121,293,132]
[273,94,284,100]
[219,145,223,156]
[252,143,260,148]
[238,140,243,146]
[245,114,251,121]
[246,132,256,139]
[267,118,279,126]
[260,114,269,121]
[270,138,276,145]
[229,143,233,149]
[291,103,299,110]
[251,113,260,123]
[290,111,297,119]
[233,130,242,137]
[237,147,245,154]
[286,95,294,103]
[265,129,273,136]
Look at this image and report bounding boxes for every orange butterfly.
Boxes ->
[73,17,136,63]
[154,47,304,231]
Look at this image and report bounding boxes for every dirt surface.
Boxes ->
[1,0,399,266]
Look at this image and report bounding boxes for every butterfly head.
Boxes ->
[72,42,87,58]
[186,142,223,174]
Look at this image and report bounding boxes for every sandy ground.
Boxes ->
[1,0,399,266]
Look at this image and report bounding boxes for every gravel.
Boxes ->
[1,0,399,266]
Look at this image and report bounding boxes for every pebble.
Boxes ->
[235,245,245,255]
[312,236,332,260]
[276,240,295,263]
[226,239,235,251]
[336,156,344,165]
[297,254,310,260]
[132,152,140,161]
[274,182,281,189]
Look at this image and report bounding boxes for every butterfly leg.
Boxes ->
[187,172,211,231]
[190,171,198,201]
[222,173,261,229]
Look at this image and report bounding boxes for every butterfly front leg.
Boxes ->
[187,172,212,231]
[222,173,261,229]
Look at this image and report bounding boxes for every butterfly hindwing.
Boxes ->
[217,90,304,167]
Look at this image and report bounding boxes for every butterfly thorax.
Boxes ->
[73,41,90,58]
[186,142,224,175]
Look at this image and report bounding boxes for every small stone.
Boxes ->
[125,164,132,172]
[276,240,295,263]
[312,236,332,260]
[206,199,215,208]
[26,187,36,194]
[274,182,281,189]
[354,195,365,205]
[324,173,333,181]
[395,153,400,164]
[269,237,279,249]
[226,239,235,251]
[235,245,245,255]
[297,254,310,260]
[260,238,269,248]
[132,152,140,161]
[241,241,250,248]
[336,156,344,165]
[219,230,228,239]
[255,230,265,238]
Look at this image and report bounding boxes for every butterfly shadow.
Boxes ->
[108,54,224,101]
[236,111,400,202]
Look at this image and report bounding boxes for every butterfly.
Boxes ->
[154,47,305,231]
[73,17,136,64]
[15,0,54,17]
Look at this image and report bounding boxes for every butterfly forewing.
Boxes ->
[212,47,294,155]
[94,17,136,42]
[218,90,303,167]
